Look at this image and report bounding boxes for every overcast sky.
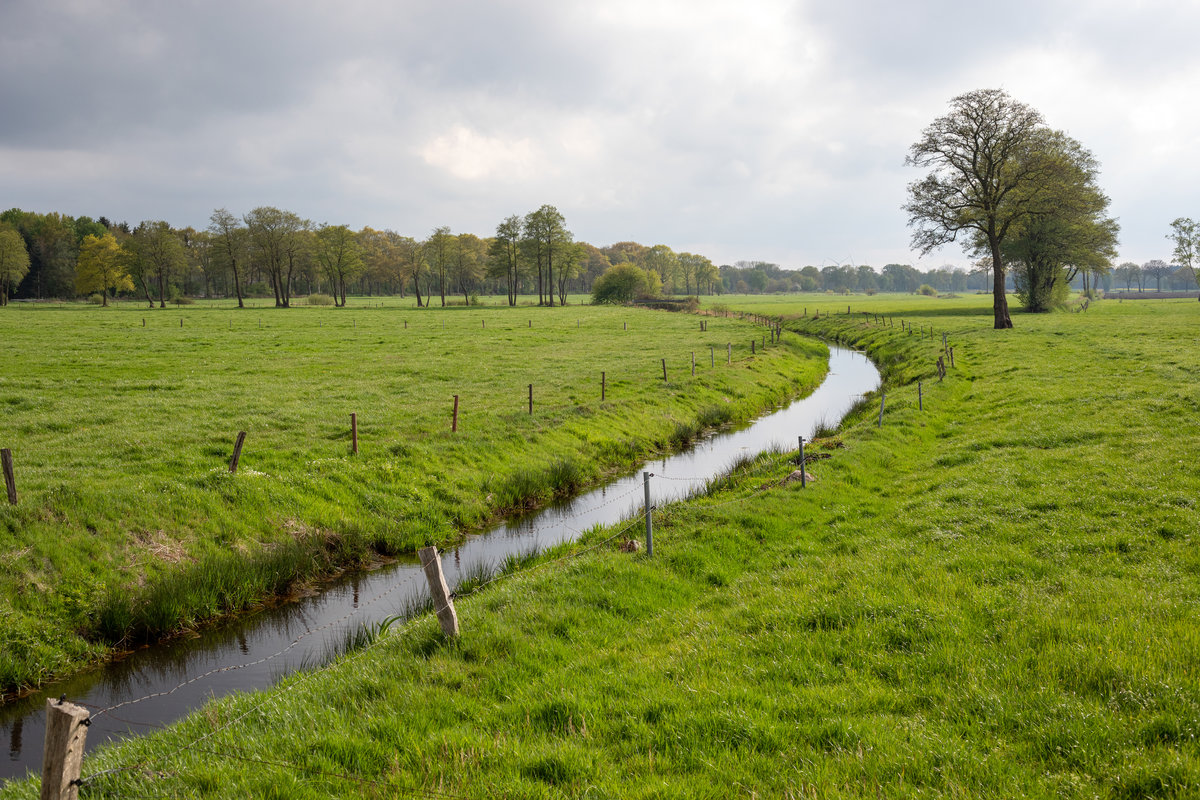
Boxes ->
[2,0,1197,270]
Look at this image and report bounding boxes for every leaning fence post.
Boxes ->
[417,546,459,638]
[2,448,15,505]
[41,698,89,800]
[950,347,955,367]
[643,471,654,557]
[878,393,886,427]
[229,431,247,473]
[661,358,668,382]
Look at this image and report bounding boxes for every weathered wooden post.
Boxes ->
[918,382,923,411]
[2,448,16,505]
[710,346,714,368]
[662,358,668,382]
[643,471,654,557]
[950,347,955,367]
[417,547,459,638]
[40,698,89,800]
[229,431,247,473]
[528,384,533,414]
[798,436,806,489]
[351,413,359,453]
[691,352,695,376]
[601,371,606,401]
[451,396,459,433]
[751,340,756,355]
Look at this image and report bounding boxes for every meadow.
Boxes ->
[0,298,826,692]
[4,291,1194,798]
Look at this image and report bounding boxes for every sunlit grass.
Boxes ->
[0,299,825,690]
[3,294,1198,799]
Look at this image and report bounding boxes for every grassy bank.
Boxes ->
[0,301,825,692]
[8,293,1196,798]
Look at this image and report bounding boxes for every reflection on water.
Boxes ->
[0,346,879,783]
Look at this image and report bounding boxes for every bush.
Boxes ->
[170,295,194,305]
[918,284,938,296]
[306,293,335,306]
[88,294,104,305]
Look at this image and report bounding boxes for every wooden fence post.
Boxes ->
[918,382,923,411]
[601,371,606,401]
[643,471,654,557]
[661,358,667,382]
[751,340,755,355]
[798,436,806,488]
[2,448,16,505]
[950,347,955,367]
[40,698,89,800]
[691,352,695,376]
[710,346,714,368]
[229,431,247,473]
[452,396,459,433]
[351,413,359,453]
[417,547,459,638]
[528,384,533,414]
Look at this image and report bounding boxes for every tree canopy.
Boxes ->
[0,227,30,306]
[906,89,1054,328]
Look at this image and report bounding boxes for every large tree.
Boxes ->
[0,227,30,306]
[209,208,247,307]
[523,205,571,307]
[450,232,486,304]
[314,224,364,306]
[905,89,1051,328]
[425,226,454,307]
[1166,217,1199,299]
[998,131,1118,311]
[128,220,186,307]
[245,206,307,307]
[76,233,134,305]
[1142,259,1172,293]
[488,215,524,306]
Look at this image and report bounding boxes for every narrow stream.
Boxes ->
[0,345,879,782]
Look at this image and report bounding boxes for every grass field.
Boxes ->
[5,292,1195,798]
[0,299,826,692]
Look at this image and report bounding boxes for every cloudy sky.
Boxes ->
[2,0,1197,270]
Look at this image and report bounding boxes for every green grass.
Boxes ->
[0,299,826,691]
[4,292,1196,798]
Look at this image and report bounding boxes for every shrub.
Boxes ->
[306,293,335,306]
[918,284,938,296]
[88,293,104,305]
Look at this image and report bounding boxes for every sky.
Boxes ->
[2,0,1198,271]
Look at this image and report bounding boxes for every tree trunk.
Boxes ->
[991,241,1012,329]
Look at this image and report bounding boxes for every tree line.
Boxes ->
[0,205,728,308]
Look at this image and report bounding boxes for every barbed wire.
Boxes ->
[78,419,841,795]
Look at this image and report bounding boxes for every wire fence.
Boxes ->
[60,315,949,797]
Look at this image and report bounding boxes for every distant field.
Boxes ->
[19,292,1197,799]
[0,300,826,691]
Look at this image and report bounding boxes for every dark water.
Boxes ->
[0,346,879,783]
